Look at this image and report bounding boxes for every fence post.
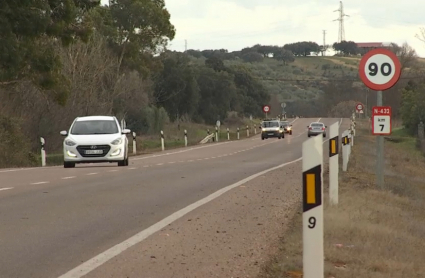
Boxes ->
[132,132,137,154]
[160,130,165,151]
[227,128,230,140]
[184,129,188,147]
[237,127,240,140]
[40,137,46,167]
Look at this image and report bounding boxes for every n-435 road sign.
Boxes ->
[359,48,401,91]
[372,106,391,135]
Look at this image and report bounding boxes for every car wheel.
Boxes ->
[308,134,310,137]
[261,137,264,140]
[125,157,129,166]
[323,134,326,138]
[278,136,281,139]
[289,131,292,135]
[64,161,75,168]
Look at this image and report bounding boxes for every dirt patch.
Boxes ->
[258,119,425,278]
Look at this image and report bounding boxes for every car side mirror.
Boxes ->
[60,130,67,136]
[122,128,131,134]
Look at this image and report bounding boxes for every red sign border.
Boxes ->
[358,48,401,91]
[262,105,270,113]
[356,103,364,112]
[371,106,392,135]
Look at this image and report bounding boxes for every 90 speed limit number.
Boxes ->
[358,48,401,91]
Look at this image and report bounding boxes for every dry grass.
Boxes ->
[259,119,425,278]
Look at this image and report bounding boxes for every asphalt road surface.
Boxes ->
[0,117,347,278]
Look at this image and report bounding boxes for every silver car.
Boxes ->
[307,122,327,137]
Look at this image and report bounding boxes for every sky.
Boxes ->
[100,0,425,57]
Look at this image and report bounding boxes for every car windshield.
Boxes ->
[71,120,119,135]
[281,122,289,126]
[311,123,324,127]
[262,121,279,127]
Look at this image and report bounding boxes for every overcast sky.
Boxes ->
[100,0,425,57]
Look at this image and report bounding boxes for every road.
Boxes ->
[0,117,347,278]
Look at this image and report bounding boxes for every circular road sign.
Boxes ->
[356,103,363,112]
[263,105,270,113]
[358,48,401,91]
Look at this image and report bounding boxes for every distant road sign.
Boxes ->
[263,105,270,113]
[216,120,220,127]
[356,103,363,112]
[358,48,401,91]
[372,106,391,135]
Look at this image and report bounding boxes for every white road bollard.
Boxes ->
[342,131,349,171]
[302,135,324,278]
[227,128,230,140]
[160,130,165,151]
[328,123,339,205]
[348,132,352,156]
[246,125,249,137]
[132,132,137,154]
[350,128,354,146]
[215,126,219,142]
[40,137,46,167]
[254,124,257,134]
[207,129,211,142]
[237,127,240,140]
[184,130,188,147]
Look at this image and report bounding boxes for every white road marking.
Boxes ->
[0,187,13,191]
[128,167,136,170]
[61,176,76,180]
[168,162,175,164]
[188,160,194,162]
[143,165,149,168]
[108,170,118,172]
[87,173,98,175]
[31,181,48,185]
[156,163,164,166]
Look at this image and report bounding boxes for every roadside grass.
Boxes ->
[36,118,263,166]
[258,119,425,278]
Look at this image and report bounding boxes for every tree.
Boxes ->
[283,42,320,56]
[0,0,100,102]
[332,41,358,56]
[400,80,425,134]
[273,48,295,65]
[241,52,264,63]
[205,57,226,72]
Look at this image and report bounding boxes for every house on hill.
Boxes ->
[356,42,392,55]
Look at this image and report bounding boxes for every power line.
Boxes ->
[333,1,349,43]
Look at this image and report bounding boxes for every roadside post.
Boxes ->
[132,132,137,154]
[184,130,188,147]
[207,129,211,143]
[329,122,339,205]
[254,124,257,134]
[215,126,218,142]
[40,137,46,167]
[359,48,401,189]
[262,105,270,118]
[355,103,364,122]
[160,130,165,151]
[227,128,230,140]
[342,131,349,171]
[237,127,240,140]
[302,135,324,278]
[246,125,249,137]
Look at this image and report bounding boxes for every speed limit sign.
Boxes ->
[356,103,363,112]
[262,105,270,113]
[358,48,401,91]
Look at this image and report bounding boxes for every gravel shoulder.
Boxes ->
[84,160,302,278]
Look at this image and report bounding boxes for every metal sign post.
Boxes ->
[262,105,270,118]
[358,48,401,189]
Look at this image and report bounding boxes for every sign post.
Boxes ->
[355,103,364,115]
[302,135,324,278]
[358,48,401,189]
[262,105,270,118]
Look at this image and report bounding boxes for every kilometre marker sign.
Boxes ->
[358,48,401,91]
[372,106,391,135]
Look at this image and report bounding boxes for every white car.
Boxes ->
[60,116,130,168]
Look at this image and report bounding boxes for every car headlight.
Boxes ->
[65,139,76,146]
[262,128,265,131]
[111,138,123,145]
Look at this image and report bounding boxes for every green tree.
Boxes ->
[0,0,100,103]
[400,80,425,134]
